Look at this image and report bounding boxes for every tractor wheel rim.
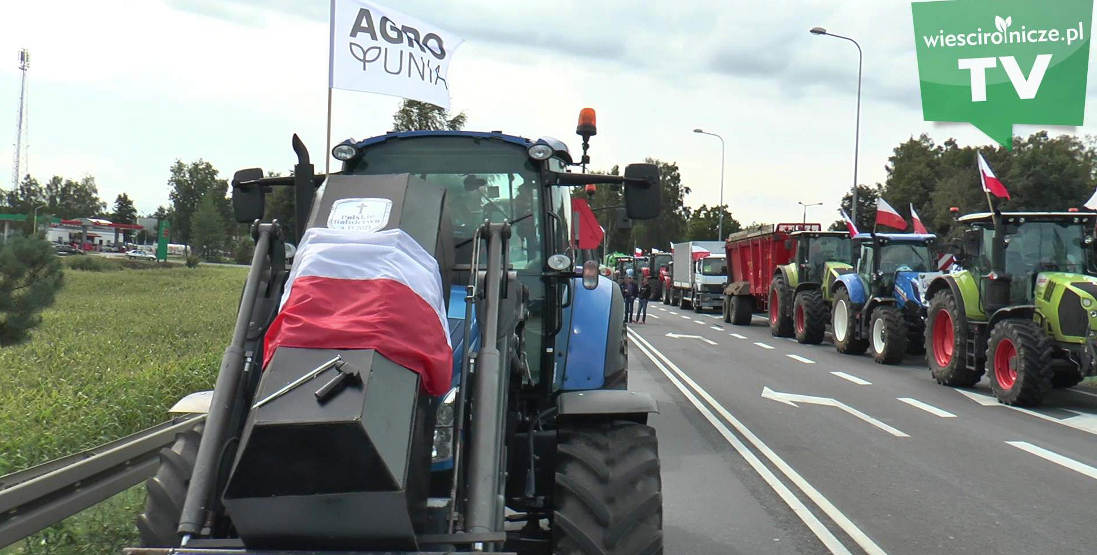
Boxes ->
[795,303,805,335]
[872,317,886,354]
[932,309,954,367]
[995,337,1018,390]
[770,290,779,325]
[834,300,848,342]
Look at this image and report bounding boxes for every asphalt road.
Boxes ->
[627,300,1097,554]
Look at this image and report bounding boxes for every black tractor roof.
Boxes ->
[959,211,1097,225]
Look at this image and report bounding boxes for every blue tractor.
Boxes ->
[831,233,941,364]
[135,112,665,554]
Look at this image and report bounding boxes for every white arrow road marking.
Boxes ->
[665,332,717,345]
[730,333,747,339]
[1007,441,1097,481]
[898,398,956,418]
[761,387,910,438]
[710,326,724,331]
[754,342,775,350]
[957,389,1097,436]
[786,354,815,364]
[830,371,871,386]
[628,330,881,555]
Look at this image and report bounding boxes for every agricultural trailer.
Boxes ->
[924,211,1097,406]
[131,122,665,554]
[670,240,726,312]
[831,233,941,364]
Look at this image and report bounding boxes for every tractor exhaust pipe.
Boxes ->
[464,222,511,535]
[178,223,276,538]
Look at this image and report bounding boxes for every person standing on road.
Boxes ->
[637,277,652,324]
[622,275,638,323]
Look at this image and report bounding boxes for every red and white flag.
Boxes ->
[570,197,604,249]
[875,198,908,231]
[634,247,643,257]
[910,204,928,234]
[839,209,859,236]
[263,228,452,396]
[977,153,1010,199]
[690,244,711,261]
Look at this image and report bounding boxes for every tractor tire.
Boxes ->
[723,297,732,323]
[793,290,827,345]
[137,422,203,547]
[768,275,794,337]
[662,286,671,305]
[986,319,1053,406]
[553,420,662,555]
[868,306,908,365]
[925,291,982,387]
[730,296,753,326]
[832,288,868,355]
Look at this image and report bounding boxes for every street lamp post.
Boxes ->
[798,201,822,224]
[693,129,726,240]
[810,26,862,227]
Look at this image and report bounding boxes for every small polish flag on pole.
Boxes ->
[875,198,908,231]
[634,247,643,257]
[839,209,859,236]
[910,203,928,234]
[977,153,1010,199]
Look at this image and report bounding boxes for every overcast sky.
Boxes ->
[2,1,1095,225]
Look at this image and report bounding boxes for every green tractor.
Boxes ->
[772,231,853,343]
[924,211,1097,406]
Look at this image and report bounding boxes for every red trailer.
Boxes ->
[723,223,821,324]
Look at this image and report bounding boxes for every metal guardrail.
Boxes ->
[0,414,205,549]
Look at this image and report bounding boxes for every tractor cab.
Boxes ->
[788,230,852,285]
[855,233,937,299]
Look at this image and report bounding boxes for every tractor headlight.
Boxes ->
[332,144,358,161]
[548,253,572,271]
[1084,297,1093,308]
[528,144,553,160]
[432,387,457,463]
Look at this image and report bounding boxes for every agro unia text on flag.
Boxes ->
[329,0,464,109]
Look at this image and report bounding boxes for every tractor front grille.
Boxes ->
[1059,288,1088,338]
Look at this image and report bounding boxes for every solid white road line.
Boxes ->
[754,342,775,350]
[830,371,872,386]
[628,331,884,555]
[1006,441,1097,481]
[710,326,724,331]
[730,333,747,339]
[786,354,815,364]
[897,397,956,418]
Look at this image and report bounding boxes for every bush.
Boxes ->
[0,236,64,346]
[185,255,201,268]
[66,256,119,272]
[232,236,254,265]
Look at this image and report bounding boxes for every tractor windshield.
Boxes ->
[347,136,543,270]
[803,236,851,281]
[999,221,1088,275]
[878,243,932,273]
[700,257,727,276]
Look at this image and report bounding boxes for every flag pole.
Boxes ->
[324,87,333,177]
[325,0,335,177]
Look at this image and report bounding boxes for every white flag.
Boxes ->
[329,0,464,109]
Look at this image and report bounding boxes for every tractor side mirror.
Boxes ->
[623,163,660,220]
[232,168,266,223]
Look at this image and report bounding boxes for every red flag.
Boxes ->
[839,209,859,236]
[910,204,928,234]
[690,244,711,261]
[875,198,907,231]
[978,153,1010,199]
[634,247,643,256]
[571,198,604,249]
[263,229,452,396]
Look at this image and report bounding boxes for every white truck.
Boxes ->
[670,240,727,313]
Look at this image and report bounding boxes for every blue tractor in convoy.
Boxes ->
[830,233,941,364]
[134,110,665,554]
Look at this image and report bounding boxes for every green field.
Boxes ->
[0,263,247,554]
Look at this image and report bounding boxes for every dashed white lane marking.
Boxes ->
[629,331,877,555]
[830,371,871,386]
[898,397,956,418]
[730,333,747,339]
[680,315,692,320]
[693,320,706,325]
[1007,441,1097,481]
[710,326,724,331]
[784,338,798,343]
[754,342,775,350]
[648,314,660,319]
[786,354,815,364]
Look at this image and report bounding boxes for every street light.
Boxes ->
[32,204,46,237]
[810,26,863,227]
[693,128,727,240]
[798,201,823,224]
